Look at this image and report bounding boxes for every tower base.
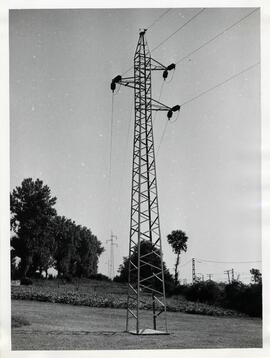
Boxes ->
[128,329,169,335]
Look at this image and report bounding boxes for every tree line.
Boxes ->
[10,178,104,280]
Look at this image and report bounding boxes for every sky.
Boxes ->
[9,7,261,283]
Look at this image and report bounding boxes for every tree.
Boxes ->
[117,240,175,295]
[250,268,262,284]
[10,178,57,278]
[52,216,104,279]
[75,226,104,277]
[51,216,76,278]
[167,230,188,286]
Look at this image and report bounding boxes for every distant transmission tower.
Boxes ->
[111,29,179,335]
[192,258,196,283]
[106,232,118,279]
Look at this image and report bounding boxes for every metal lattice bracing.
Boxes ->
[125,31,168,335]
[192,258,196,283]
[110,30,180,335]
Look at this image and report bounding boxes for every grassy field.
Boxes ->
[11,300,262,350]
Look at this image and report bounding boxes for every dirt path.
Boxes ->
[12,300,262,350]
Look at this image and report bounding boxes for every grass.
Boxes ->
[11,278,244,317]
[11,299,262,350]
[12,315,30,328]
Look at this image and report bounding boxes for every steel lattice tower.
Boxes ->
[111,30,180,335]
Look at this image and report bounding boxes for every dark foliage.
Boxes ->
[89,273,111,281]
[52,216,104,278]
[10,178,104,280]
[178,280,262,317]
[10,178,57,278]
[167,230,188,285]
[250,268,262,284]
[20,277,33,285]
[184,281,223,305]
[117,240,175,295]
[223,281,262,317]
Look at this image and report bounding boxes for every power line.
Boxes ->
[107,94,115,238]
[151,8,205,53]
[197,258,261,264]
[178,259,192,269]
[156,107,180,154]
[109,94,114,188]
[117,101,134,210]
[122,9,172,76]
[153,81,165,123]
[175,8,259,65]
[181,61,260,107]
[123,8,205,75]
[147,9,172,31]
[155,62,259,156]
[156,119,169,155]
[122,8,258,77]
[122,65,133,76]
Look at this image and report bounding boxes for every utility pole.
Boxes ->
[111,29,179,335]
[224,269,231,283]
[207,273,213,281]
[198,273,204,282]
[231,268,235,282]
[106,232,118,279]
[224,269,235,283]
[192,258,196,283]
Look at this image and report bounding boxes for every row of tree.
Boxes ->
[10,178,104,279]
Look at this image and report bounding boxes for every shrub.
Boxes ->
[180,280,262,317]
[89,273,111,281]
[113,275,123,283]
[244,283,262,317]
[20,277,33,285]
[223,282,262,317]
[11,285,243,317]
[184,281,222,305]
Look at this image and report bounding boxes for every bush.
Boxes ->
[223,282,262,317]
[89,273,111,281]
[243,283,262,317]
[178,280,262,317]
[20,277,33,285]
[11,284,243,317]
[113,275,123,283]
[184,281,222,305]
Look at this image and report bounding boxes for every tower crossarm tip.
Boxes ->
[110,75,122,92]
[151,58,176,80]
[163,63,176,80]
[110,75,135,92]
[167,104,180,119]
